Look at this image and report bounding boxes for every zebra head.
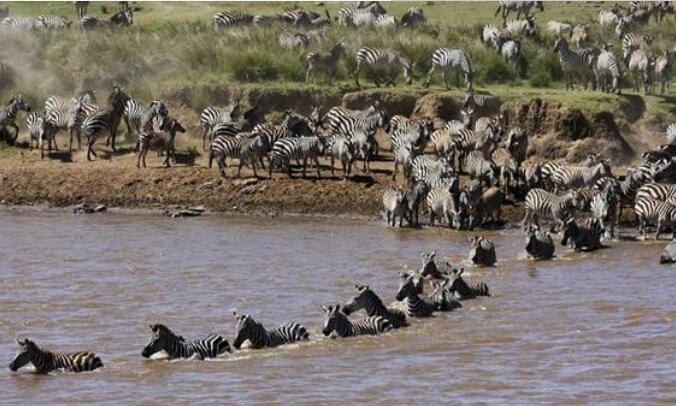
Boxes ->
[9,338,39,371]
[343,285,376,316]
[321,304,349,338]
[525,225,544,252]
[419,251,439,278]
[395,271,421,301]
[149,100,168,118]
[330,42,347,59]
[232,312,266,349]
[553,37,568,53]
[160,117,186,134]
[560,218,579,246]
[10,95,31,113]
[142,323,184,358]
[444,267,469,297]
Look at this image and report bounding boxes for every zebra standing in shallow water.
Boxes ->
[561,218,604,251]
[141,324,231,360]
[634,197,676,240]
[523,188,582,232]
[354,47,414,87]
[343,285,408,328]
[232,312,309,349]
[322,305,393,338]
[395,271,437,318]
[383,186,409,227]
[9,338,103,373]
[0,95,31,145]
[525,225,555,260]
[424,48,473,90]
[469,236,497,266]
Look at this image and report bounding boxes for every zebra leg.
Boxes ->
[251,159,258,178]
[442,69,449,89]
[430,211,435,226]
[305,65,312,84]
[201,127,208,151]
[393,161,398,180]
[656,219,662,240]
[87,138,97,161]
[314,156,321,178]
[136,148,142,168]
[354,63,361,87]
[386,211,392,226]
[424,66,436,88]
[237,160,243,178]
[219,157,227,178]
[301,158,307,178]
[164,146,171,167]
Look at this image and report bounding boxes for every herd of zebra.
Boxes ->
[0,2,134,31]
[9,249,492,374]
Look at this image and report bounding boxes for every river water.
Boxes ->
[0,210,674,404]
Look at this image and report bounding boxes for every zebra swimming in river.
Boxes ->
[141,324,231,360]
[232,312,309,349]
[10,338,103,373]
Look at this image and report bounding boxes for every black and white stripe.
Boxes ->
[550,161,612,191]
[426,181,464,228]
[323,102,388,138]
[322,304,393,337]
[10,338,103,373]
[401,7,425,28]
[45,93,97,151]
[410,155,454,188]
[445,268,490,300]
[137,116,186,168]
[199,101,240,150]
[354,47,413,87]
[38,15,72,29]
[107,85,131,151]
[213,11,253,28]
[141,324,231,360]
[495,1,543,26]
[81,109,113,161]
[553,37,597,91]
[463,150,498,186]
[424,48,473,90]
[525,225,555,260]
[505,16,536,37]
[232,313,309,349]
[395,271,436,317]
[26,111,58,159]
[0,95,31,145]
[383,186,409,227]
[561,218,604,250]
[634,197,676,239]
[469,235,497,266]
[429,279,463,311]
[343,284,408,328]
[269,135,326,178]
[523,188,582,232]
[337,3,385,27]
[1,17,45,30]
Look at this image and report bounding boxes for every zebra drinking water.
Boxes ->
[10,338,103,373]
[232,312,309,349]
[141,324,231,360]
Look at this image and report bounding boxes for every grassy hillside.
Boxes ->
[0,1,674,123]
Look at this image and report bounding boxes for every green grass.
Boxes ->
[0,1,673,123]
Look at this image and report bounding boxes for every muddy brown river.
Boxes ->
[1,210,674,403]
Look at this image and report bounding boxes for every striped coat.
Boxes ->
[354,47,414,87]
[269,136,326,178]
[383,186,409,227]
[10,339,103,373]
[232,313,309,349]
[634,197,676,239]
[141,324,231,360]
[469,236,497,266]
[395,272,436,317]
[525,225,555,260]
[561,218,604,251]
[322,305,393,337]
[445,268,490,300]
[424,48,474,90]
[343,285,408,328]
[523,188,582,232]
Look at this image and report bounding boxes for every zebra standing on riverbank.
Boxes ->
[26,111,57,159]
[553,37,596,91]
[199,100,240,150]
[269,135,326,178]
[9,338,102,373]
[0,95,31,145]
[305,43,346,85]
[354,47,414,87]
[45,92,98,151]
[232,313,309,349]
[322,304,393,337]
[343,285,408,328]
[550,161,611,191]
[596,46,622,94]
[82,109,113,161]
[424,48,473,90]
[107,85,131,151]
[137,116,185,168]
[141,324,231,360]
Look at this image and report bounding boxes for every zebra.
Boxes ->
[328,135,355,179]
[0,6,7,20]
[26,111,58,159]
[426,182,464,228]
[504,126,528,166]
[321,304,393,338]
[429,279,463,311]
[444,268,490,300]
[550,161,612,192]
[343,284,408,328]
[401,7,425,28]
[1,16,45,30]
[405,179,429,227]
[410,155,454,189]
[667,123,676,145]
[452,126,500,172]
[523,188,583,232]
[571,23,590,48]
[38,15,72,29]
[373,14,397,27]
[495,0,543,26]
[546,20,571,36]
[209,133,265,177]
[596,47,622,94]
[419,251,444,280]
[279,31,309,50]
[232,312,309,349]
[430,129,456,161]
[598,9,620,27]
[324,102,388,140]
[622,33,654,62]
[74,1,89,19]
[45,93,98,151]
[553,37,596,91]
[141,324,230,360]
[107,85,131,151]
[124,99,169,145]
[482,24,511,51]
[635,182,676,206]
[137,116,186,168]
[199,100,240,150]
[305,43,346,85]
[500,39,522,69]
[389,118,432,153]
[80,9,133,29]
[506,16,536,37]
[634,197,676,240]
[520,160,542,189]
[383,186,409,227]
[395,271,436,317]
[354,47,414,88]
[81,109,114,161]
[561,218,604,251]
[525,225,555,260]
[591,188,619,240]
[0,95,31,145]
[470,186,505,228]
[391,135,418,180]
[469,235,497,266]
[337,2,384,26]
[424,48,473,90]
[213,11,253,28]
[10,338,102,373]
[269,135,327,178]
[463,150,498,186]
[628,48,653,93]
[654,51,672,95]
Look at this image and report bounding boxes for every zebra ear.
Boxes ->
[400,271,410,279]
[430,251,436,258]
[320,305,329,313]
[232,311,239,320]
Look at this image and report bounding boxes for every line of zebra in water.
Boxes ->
[9,251,491,374]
